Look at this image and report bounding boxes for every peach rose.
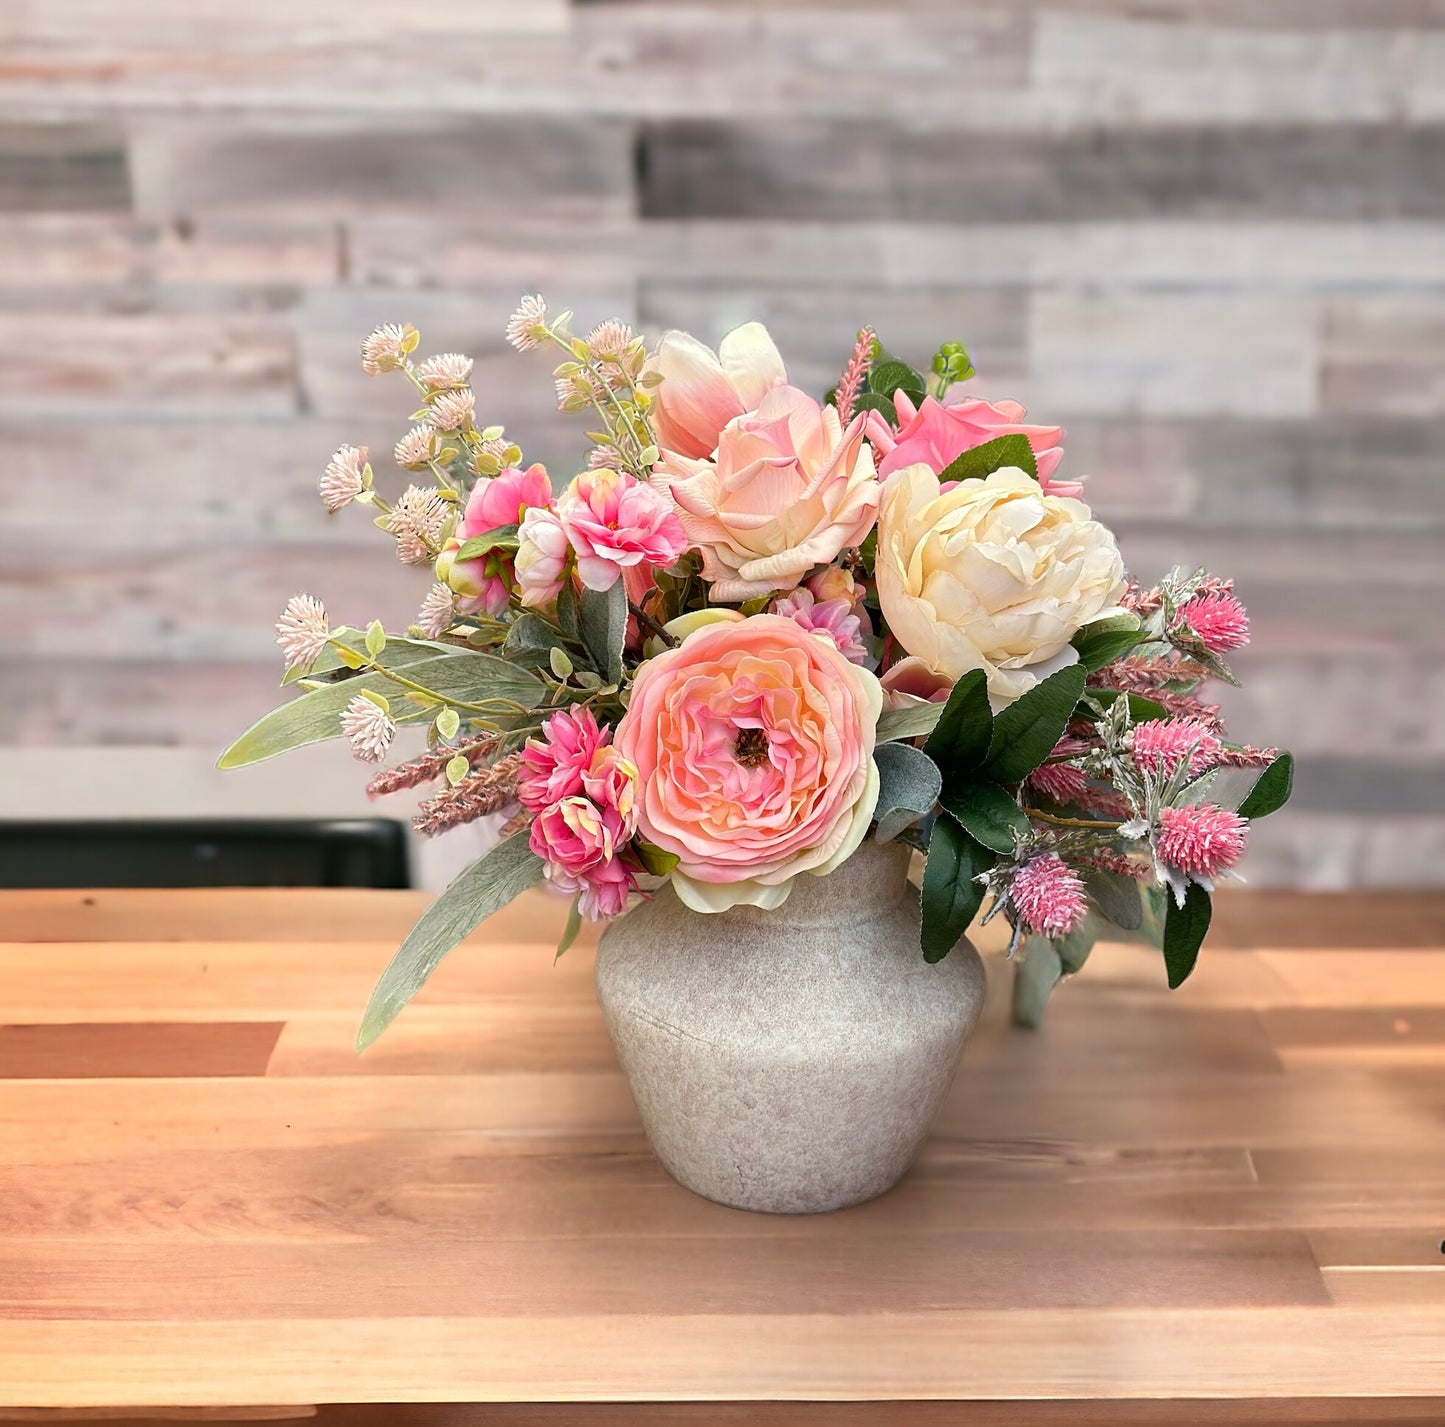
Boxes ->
[645,322,787,460]
[614,614,883,913]
[653,386,881,602]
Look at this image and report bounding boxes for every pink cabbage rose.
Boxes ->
[440,463,553,616]
[514,505,570,607]
[556,468,688,593]
[518,706,610,814]
[653,386,882,602]
[645,322,788,459]
[875,390,1079,497]
[613,614,883,913]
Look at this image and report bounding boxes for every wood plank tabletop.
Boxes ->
[1,887,1443,1424]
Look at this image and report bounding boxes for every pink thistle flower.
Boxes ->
[394,424,439,471]
[556,468,688,593]
[275,593,330,671]
[546,855,638,921]
[770,587,870,666]
[1010,854,1088,939]
[415,582,456,639]
[429,387,476,433]
[1180,591,1250,653]
[505,294,548,352]
[340,693,396,764]
[1156,804,1248,879]
[1129,717,1223,778]
[320,444,368,512]
[518,706,611,814]
[360,323,410,376]
[1026,762,1091,806]
[515,505,570,607]
[833,325,875,427]
[414,352,473,391]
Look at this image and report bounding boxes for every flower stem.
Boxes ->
[1023,808,1124,831]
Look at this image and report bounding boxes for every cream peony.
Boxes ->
[653,386,881,603]
[876,464,1126,706]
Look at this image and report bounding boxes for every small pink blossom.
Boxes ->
[1180,591,1250,653]
[1010,854,1088,938]
[275,593,329,671]
[518,707,610,814]
[530,794,625,876]
[442,463,554,615]
[1130,717,1223,778]
[582,744,640,834]
[415,582,456,639]
[874,390,1077,496]
[546,855,639,921]
[505,294,549,352]
[341,693,396,764]
[414,352,473,391]
[429,387,476,432]
[360,323,410,376]
[556,468,688,593]
[1156,804,1248,879]
[807,564,874,638]
[320,444,368,512]
[515,505,570,607]
[770,588,870,666]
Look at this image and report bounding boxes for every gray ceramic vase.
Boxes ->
[594,839,986,1214]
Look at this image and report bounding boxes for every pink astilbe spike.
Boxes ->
[412,754,524,836]
[1215,743,1279,769]
[1075,848,1148,879]
[365,735,498,799]
[834,326,876,427]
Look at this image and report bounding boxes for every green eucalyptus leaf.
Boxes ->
[1237,751,1294,821]
[923,668,993,782]
[357,833,544,1050]
[1163,881,1212,989]
[937,433,1038,485]
[872,742,943,844]
[940,781,1029,855]
[281,630,456,686]
[982,664,1087,785]
[555,898,584,962]
[579,580,626,686]
[556,580,581,640]
[921,814,994,963]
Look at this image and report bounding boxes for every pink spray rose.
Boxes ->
[875,390,1078,497]
[654,386,882,602]
[546,856,638,921]
[529,795,625,877]
[514,505,570,608]
[613,614,883,913]
[645,322,788,459]
[555,468,689,593]
[441,463,553,616]
[518,706,610,813]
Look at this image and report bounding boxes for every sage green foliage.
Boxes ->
[579,581,627,685]
[872,742,943,844]
[920,814,993,963]
[1011,937,1064,1028]
[357,833,545,1050]
[218,651,544,769]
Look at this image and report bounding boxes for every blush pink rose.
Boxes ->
[613,614,883,913]
[645,322,788,459]
[529,795,625,876]
[556,468,688,593]
[443,462,553,615]
[518,706,610,813]
[875,390,1079,497]
[878,655,953,711]
[653,386,882,602]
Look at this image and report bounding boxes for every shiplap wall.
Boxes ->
[0,0,1441,887]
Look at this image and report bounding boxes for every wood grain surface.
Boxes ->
[0,887,1442,1423]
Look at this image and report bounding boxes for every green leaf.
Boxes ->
[872,742,943,844]
[1081,866,1143,932]
[877,702,944,743]
[1162,881,1212,990]
[1055,918,1098,974]
[633,840,681,878]
[503,614,562,669]
[435,706,460,740]
[982,663,1087,785]
[851,391,897,425]
[357,833,544,1050]
[1237,751,1294,821]
[1071,613,1144,673]
[1011,937,1064,1029]
[578,580,626,686]
[921,815,994,963]
[868,359,927,400]
[556,580,580,640]
[1088,689,1170,725]
[937,433,1038,486]
[281,630,454,686]
[555,898,584,962]
[456,523,520,561]
[364,619,386,658]
[221,652,543,769]
[923,668,993,782]
[940,781,1029,855]
[445,754,469,785]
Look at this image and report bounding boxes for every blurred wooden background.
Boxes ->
[0,0,1442,887]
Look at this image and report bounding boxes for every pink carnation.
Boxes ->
[770,588,871,666]
[1156,804,1248,879]
[1130,717,1223,778]
[1180,592,1250,654]
[556,468,688,593]
[547,855,638,921]
[446,463,553,616]
[518,707,610,813]
[1010,854,1088,938]
[874,390,1078,496]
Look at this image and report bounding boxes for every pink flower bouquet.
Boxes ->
[226,303,1292,1045]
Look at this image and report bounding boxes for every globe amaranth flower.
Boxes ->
[1009,854,1088,938]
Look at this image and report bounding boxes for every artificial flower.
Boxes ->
[555,468,688,593]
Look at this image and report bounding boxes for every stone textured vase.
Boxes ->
[594,839,986,1214]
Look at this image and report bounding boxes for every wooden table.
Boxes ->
[2,887,1444,1425]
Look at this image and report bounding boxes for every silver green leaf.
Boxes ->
[872,742,943,843]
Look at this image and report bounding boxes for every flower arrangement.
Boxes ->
[223,301,1293,1046]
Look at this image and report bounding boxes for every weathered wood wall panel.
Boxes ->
[0,0,1440,888]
